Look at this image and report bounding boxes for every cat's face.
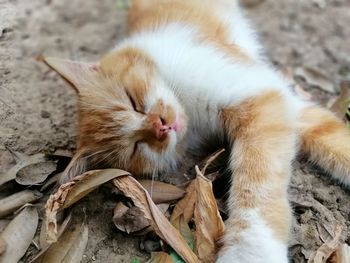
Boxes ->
[44,48,187,180]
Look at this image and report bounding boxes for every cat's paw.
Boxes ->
[217,210,289,263]
[216,244,288,263]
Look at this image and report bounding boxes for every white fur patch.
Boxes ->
[217,209,288,263]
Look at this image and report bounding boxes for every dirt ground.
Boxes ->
[0,0,349,262]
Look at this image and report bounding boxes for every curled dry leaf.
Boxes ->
[172,215,195,251]
[113,202,149,234]
[194,166,225,263]
[39,213,72,251]
[139,180,186,204]
[33,221,88,263]
[308,224,342,263]
[329,243,350,263]
[113,202,171,235]
[0,207,39,263]
[113,176,199,263]
[0,152,46,186]
[171,182,196,224]
[45,169,130,243]
[15,161,57,185]
[0,190,43,218]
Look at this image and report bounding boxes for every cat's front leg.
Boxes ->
[217,90,297,263]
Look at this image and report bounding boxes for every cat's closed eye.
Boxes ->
[126,91,144,114]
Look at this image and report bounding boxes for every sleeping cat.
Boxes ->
[44,0,350,262]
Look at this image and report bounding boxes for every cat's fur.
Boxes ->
[44,0,350,262]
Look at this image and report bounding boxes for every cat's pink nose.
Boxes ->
[153,118,172,140]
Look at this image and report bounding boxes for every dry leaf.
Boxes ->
[294,67,335,93]
[139,180,186,204]
[148,252,174,263]
[16,161,57,185]
[33,221,88,263]
[308,225,342,263]
[113,202,149,234]
[329,243,350,263]
[39,213,72,251]
[194,166,225,263]
[45,169,130,243]
[0,207,39,263]
[113,176,199,263]
[0,190,42,218]
[0,237,6,256]
[170,181,196,224]
[0,152,46,186]
[172,215,195,251]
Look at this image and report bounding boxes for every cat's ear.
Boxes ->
[43,57,99,93]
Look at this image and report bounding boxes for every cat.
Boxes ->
[43,0,350,262]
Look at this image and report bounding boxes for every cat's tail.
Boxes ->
[298,105,350,186]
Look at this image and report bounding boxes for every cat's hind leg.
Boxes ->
[298,105,350,186]
[217,90,298,263]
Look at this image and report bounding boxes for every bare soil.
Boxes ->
[0,0,349,262]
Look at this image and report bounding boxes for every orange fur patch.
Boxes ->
[220,90,294,242]
[299,106,350,184]
[100,48,155,111]
[128,0,250,62]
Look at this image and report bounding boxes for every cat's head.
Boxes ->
[44,48,187,182]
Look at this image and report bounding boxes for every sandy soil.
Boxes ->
[0,0,349,262]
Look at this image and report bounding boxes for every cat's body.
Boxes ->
[44,0,350,262]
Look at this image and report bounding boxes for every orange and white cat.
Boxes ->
[44,0,350,262]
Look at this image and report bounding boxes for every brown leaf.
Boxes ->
[170,181,196,224]
[113,176,199,263]
[33,220,88,263]
[148,252,174,263]
[328,243,350,263]
[171,149,225,226]
[16,161,57,185]
[308,224,342,263]
[0,152,46,186]
[45,169,130,243]
[172,215,195,250]
[0,207,39,263]
[113,202,149,234]
[39,213,72,251]
[0,190,43,218]
[139,180,186,204]
[194,166,225,263]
